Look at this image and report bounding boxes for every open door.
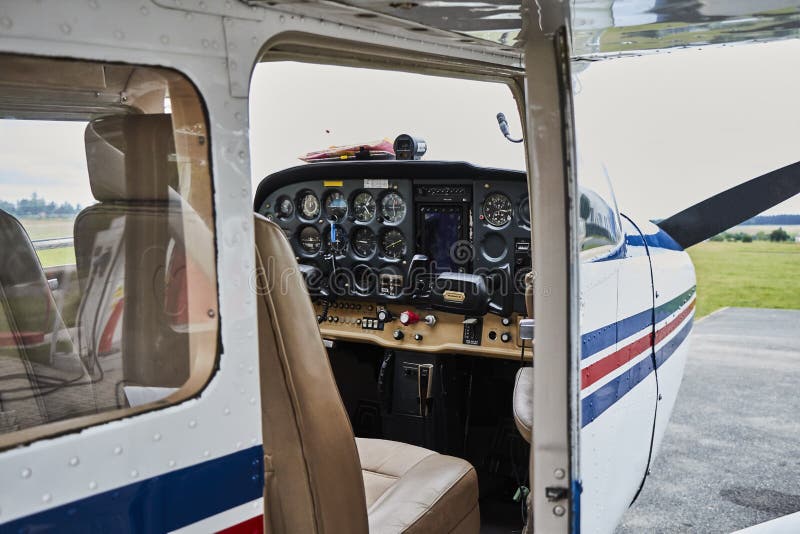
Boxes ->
[523,5,582,533]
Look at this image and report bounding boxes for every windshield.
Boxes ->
[249,61,526,189]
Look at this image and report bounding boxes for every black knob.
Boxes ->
[393,329,404,340]
[414,333,423,341]
[501,317,511,326]
[378,309,392,322]
[501,332,511,343]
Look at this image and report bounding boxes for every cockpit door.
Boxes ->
[523,7,582,533]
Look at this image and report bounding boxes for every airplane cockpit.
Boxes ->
[253,132,537,528]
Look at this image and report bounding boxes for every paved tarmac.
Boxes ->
[617,308,800,534]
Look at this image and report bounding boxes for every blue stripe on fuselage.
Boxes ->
[1,446,264,533]
[625,228,683,251]
[582,315,693,427]
[581,286,696,360]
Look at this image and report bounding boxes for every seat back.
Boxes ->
[254,214,369,534]
[74,115,191,407]
[0,209,92,433]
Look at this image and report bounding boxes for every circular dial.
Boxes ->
[298,226,321,254]
[380,192,407,223]
[324,190,348,221]
[352,191,376,222]
[482,192,513,227]
[351,226,377,258]
[324,224,348,256]
[519,195,530,225]
[381,228,407,259]
[352,264,376,294]
[275,196,294,219]
[297,191,320,221]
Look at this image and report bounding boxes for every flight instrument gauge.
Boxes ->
[351,227,377,258]
[381,228,407,259]
[324,224,348,256]
[482,192,513,227]
[324,190,348,221]
[275,195,294,219]
[298,191,320,221]
[353,191,376,222]
[380,192,407,223]
[298,226,321,254]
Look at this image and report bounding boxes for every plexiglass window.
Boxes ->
[0,54,217,444]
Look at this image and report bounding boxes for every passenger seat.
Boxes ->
[254,214,480,533]
[0,209,92,433]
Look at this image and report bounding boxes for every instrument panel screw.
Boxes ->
[207,309,216,318]
[553,505,565,517]
[554,468,565,479]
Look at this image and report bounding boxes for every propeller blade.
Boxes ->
[657,161,800,248]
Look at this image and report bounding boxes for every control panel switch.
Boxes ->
[392,329,404,340]
[424,314,437,326]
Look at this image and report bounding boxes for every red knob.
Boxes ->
[399,310,419,325]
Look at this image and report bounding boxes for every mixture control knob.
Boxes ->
[500,332,512,343]
[377,309,392,322]
[399,310,419,325]
[392,329,404,340]
[424,314,437,326]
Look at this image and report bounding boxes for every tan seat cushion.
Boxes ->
[513,367,533,443]
[358,438,480,534]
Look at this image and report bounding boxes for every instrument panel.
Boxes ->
[254,161,534,359]
[254,161,532,319]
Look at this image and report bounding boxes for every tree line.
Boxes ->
[0,193,82,218]
[710,227,794,243]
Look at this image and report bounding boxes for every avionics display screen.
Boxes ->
[420,209,463,273]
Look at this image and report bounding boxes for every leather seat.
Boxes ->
[254,214,479,534]
[74,114,212,406]
[513,367,533,443]
[358,438,479,533]
[0,209,93,434]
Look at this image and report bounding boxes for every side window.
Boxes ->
[578,160,623,261]
[0,54,218,444]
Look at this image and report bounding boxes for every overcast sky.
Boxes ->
[1,38,798,223]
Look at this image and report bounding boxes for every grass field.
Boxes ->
[687,241,800,318]
[19,217,75,240]
[19,218,76,267]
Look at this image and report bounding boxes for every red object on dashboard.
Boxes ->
[399,310,419,325]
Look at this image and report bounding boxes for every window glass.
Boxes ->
[0,54,217,442]
[249,61,526,189]
[578,158,623,261]
[0,120,93,268]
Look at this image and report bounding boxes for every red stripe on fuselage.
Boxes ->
[216,515,264,534]
[581,298,695,390]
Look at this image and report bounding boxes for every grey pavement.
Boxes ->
[617,308,800,534]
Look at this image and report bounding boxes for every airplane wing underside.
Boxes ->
[253,0,800,58]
